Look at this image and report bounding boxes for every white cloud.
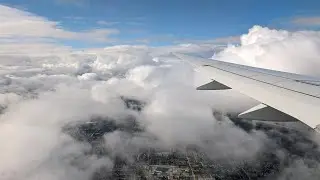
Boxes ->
[0,22,319,179]
[292,16,320,26]
[0,5,119,55]
[0,5,118,41]
[0,42,267,179]
[0,42,72,55]
[214,25,320,76]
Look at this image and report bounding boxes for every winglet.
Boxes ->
[238,104,297,122]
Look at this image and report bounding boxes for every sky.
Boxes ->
[0,0,320,49]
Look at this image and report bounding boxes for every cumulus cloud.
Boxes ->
[0,25,320,180]
[0,42,266,179]
[214,25,320,76]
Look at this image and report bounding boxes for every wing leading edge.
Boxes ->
[174,53,320,131]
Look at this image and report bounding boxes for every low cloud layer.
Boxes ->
[0,26,320,180]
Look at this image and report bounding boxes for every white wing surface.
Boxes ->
[174,53,320,131]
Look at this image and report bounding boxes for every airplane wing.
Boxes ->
[173,53,320,131]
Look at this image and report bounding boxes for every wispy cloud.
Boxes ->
[291,16,320,26]
[126,22,144,26]
[96,20,144,27]
[97,20,120,26]
[55,0,88,6]
[65,16,86,21]
[0,4,119,54]
[210,36,240,44]
[0,5,119,41]
[0,42,72,55]
[174,35,240,45]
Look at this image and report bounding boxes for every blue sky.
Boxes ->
[1,0,320,48]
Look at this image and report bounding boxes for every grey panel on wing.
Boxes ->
[238,104,297,122]
[196,80,231,90]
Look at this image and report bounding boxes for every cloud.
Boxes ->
[0,4,119,54]
[55,0,88,6]
[0,23,320,179]
[0,42,267,179]
[292,16,320,26]
[97,20,120,26]
[96,21,142,27]
[176,35,240,45]
[0,5,119,41]
[211,35,240,44]
[214,25,320,76]
[0,42,72,55]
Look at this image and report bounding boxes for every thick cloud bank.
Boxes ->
[214,25,320,76]
[0,27,320,180]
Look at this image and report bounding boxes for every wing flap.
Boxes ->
[274,80,320,97]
